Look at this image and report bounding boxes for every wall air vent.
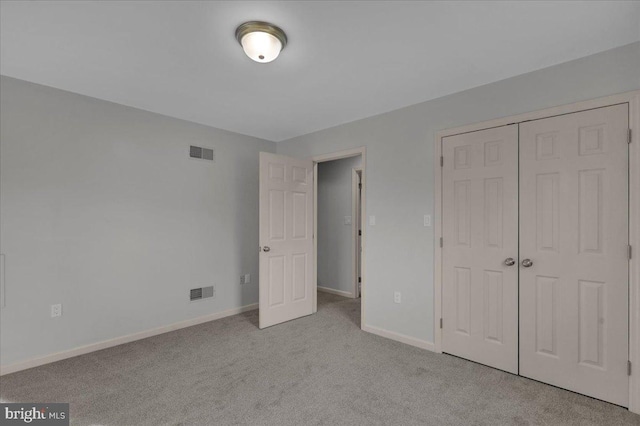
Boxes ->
[190,286,214,302]
[190,145,215,161]
[190,288,202,301]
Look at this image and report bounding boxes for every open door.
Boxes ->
[259,152,314,328]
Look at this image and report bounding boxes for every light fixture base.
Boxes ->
[235,21,288,50]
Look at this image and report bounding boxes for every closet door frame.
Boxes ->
[433,90,640,413]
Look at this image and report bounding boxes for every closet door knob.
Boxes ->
[263,246,271,252]
[504,258,516,266]
[521,259,533,268]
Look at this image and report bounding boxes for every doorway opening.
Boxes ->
[316,156,362,301]
[258,147,365,330]
[312,148,366,328]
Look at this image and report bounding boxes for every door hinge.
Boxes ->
[628,360,632,376]
[440,156,444,167]
[359,230,362,236]
[358,277,361,283]
[629,129,632,144]
[359,183,362,189]
[630,245,633,260]
[440,237,443,248]
[440,318,443,329]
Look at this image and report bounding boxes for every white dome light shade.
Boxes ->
[241,31,282,63]
[235,21,287,64]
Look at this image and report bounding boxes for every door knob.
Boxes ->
[521,259,533,268]
[504,258,516,266]
[263,246,271,252]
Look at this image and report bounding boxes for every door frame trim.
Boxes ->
[433,90,640,413]
[352,167,363,298]
[310,147,366,326]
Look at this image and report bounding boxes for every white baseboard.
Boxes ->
[0,303,258,376]
[362,324,436,352]
[317,286,354,298]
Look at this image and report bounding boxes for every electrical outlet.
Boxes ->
[424,215,431,227]
[394,292,401,304]
[51,304,62,318]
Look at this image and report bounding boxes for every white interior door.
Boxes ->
[259,152,314,329]
[519,104,629,406]
[442,125,519,374]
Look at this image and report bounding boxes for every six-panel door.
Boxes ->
[259,152,314,329]
[442,125,519,374]
[519,104,629,406]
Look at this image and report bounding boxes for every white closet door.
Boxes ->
[519,104,629,406]
[259,152,314,329]
[442,125,519,374]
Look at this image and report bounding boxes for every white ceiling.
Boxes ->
[1,1,639,142]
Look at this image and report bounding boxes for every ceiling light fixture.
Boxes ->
[235,21,287,63]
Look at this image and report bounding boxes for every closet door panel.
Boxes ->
[442,125,519,374]
[519,104,629,407]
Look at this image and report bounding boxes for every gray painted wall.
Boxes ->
[277,42,640,345]
[0,76,276,366]
[1,42,638,366]
[317,156,361,295]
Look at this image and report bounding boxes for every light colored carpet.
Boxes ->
[1,292,639,425]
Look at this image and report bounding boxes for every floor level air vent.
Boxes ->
[190,286,214,302]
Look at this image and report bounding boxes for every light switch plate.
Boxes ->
[424,215,431,227]
[51,304,62,318]
[244,273,251,284]
[369,216,376,226]
[344,216,352,225]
